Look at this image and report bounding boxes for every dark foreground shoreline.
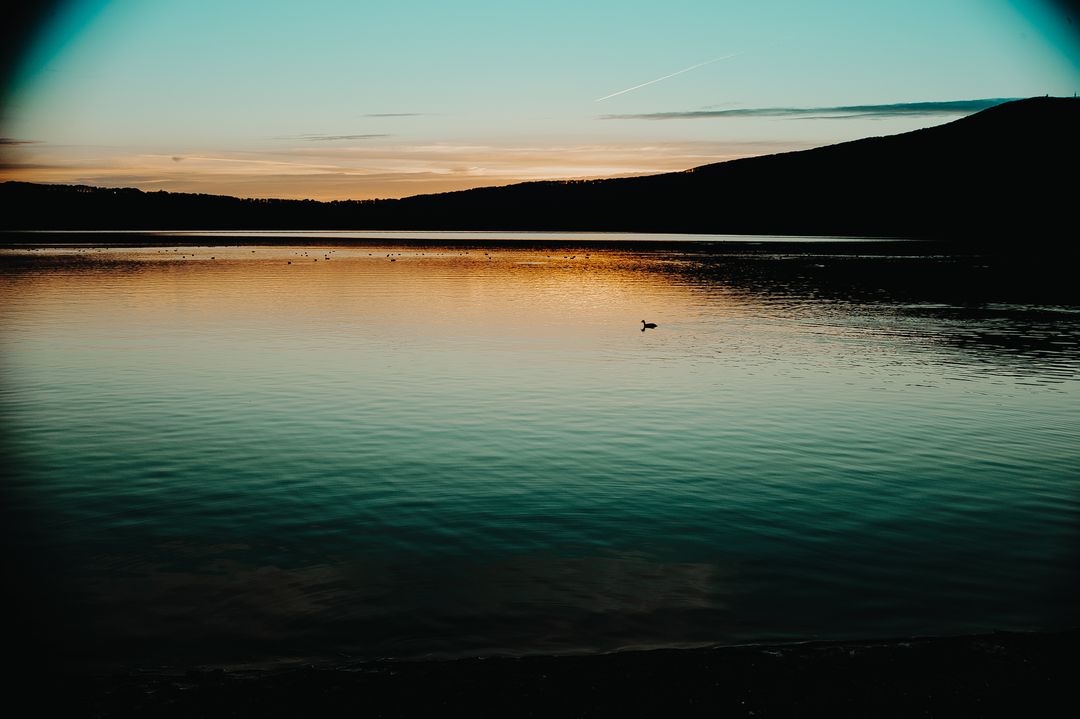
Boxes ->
[48,630,1077,717]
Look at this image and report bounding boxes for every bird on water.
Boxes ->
[641,320,658,331]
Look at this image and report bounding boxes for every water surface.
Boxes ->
[2,242,1077,670]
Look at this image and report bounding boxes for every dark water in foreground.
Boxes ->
[1,241,1078,670]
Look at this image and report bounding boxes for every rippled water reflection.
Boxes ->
[1,243,1078,670]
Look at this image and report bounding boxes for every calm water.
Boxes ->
[1,241,1078,670]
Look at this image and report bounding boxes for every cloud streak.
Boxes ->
[595,55,737,102]
[274,133,391,142]
[0,162,65,170]
[601,98,1020,120]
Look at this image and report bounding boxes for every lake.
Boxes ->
[1,237,1077,671]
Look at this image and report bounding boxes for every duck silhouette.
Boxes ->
[641,320,658,331]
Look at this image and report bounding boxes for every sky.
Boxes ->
[1,0,1078,200]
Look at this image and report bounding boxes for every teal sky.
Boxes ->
[2,0,1078,199]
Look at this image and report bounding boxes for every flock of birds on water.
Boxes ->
[55,247,660,332]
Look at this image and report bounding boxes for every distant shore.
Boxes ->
[46,629,1076,717]
[0,230,1026,255]
[0,231,906,250]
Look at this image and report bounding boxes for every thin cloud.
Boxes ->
[0,162,64,170]
[361,113,426,117]
[602,98,1020,120]
[274,133,391,142]
[0,138,39,145]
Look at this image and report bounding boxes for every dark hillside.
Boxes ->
[3,97,1076,239]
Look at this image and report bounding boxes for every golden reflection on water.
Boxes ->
[0,246,742,345]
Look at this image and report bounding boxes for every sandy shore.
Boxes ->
[31,629,1071,717]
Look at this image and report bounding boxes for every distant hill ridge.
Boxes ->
[2,96,1077,238]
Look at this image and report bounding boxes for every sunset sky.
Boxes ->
[2,0,1078,200]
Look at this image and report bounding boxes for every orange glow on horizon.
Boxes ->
[0,141,805,201]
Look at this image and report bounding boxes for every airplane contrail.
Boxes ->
[594,54,738,102]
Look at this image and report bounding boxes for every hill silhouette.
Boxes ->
[2,97,1076,238]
